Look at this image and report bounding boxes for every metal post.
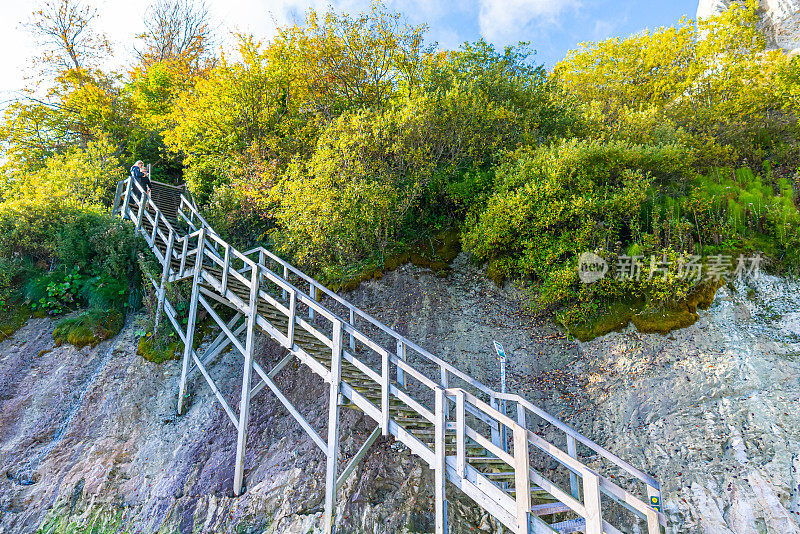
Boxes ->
[566,434,580,500]
[456,390,466,478]
[494,340,508,452]
[178,229,205,415]
[396,339,406,388]
[233,265,260,496]
[434,388,448,534]
[349,308,355,350]
[323,321,343,534]
[309,281,316,320]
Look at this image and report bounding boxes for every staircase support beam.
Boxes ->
[335,425,380,493]
[178,228,206,415]
[323,321,344,534]
[234,266,261,496]
[154,229,175,332]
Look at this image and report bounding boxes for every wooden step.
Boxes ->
[549,519,585,534]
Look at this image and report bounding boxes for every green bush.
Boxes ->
[0,190,144,343]
[464,137,800,335]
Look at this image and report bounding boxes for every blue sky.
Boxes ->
[0,0,700,99]
[377,0,699,67]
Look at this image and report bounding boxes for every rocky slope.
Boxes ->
[0,253,798,533]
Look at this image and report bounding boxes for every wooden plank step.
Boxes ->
[549,519,585,534]
[531,503,573,516]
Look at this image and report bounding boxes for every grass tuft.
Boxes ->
[53,308,124,348]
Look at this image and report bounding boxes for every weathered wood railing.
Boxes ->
[112,176,667,534]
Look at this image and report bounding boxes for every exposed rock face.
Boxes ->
[0,317,442,534]
[1,253,799,533]
[697,0,800,52]
[0,255,570,534]
[578,275,800,533]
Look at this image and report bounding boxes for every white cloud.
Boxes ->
[477,0,580,41]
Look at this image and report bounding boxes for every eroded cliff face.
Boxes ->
[577,275,800,533]
[1,253,798,533]
[0,317,443,534]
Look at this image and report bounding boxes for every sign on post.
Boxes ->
[493,340,508,452]
[493,340,507,394]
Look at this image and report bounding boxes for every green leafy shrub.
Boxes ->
[464,138,693,306]
[28,267,82,315]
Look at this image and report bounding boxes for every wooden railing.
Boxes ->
[113,177,667,534]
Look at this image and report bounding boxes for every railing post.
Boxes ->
[282,264,288,301]
[646,486,662,534]
[150,209,161,246]
[513,424,531,534]
[567,434,580,500]
[434,387,448,534]
[323,321,343,534]
[456,390,466,478]
[490,394,501,450]
[221,243,230,294]
[381,348,390,436]
[287,287,297,349]
[582,470,603,534]
[309,281,316,320]
[154,228,175,331]
[440,366,449,419]
[121,177,132,219]
[349,308,355,350]
[179,236,189,277]
[136,189,149,233]
[178,228,206,415]
[396,339,406,388]
[233,263,260,496]
[112,180,124,216]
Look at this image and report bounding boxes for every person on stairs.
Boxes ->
[130,160,151,200]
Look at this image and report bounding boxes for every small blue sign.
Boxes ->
[493,340,506,360]
[493,340,506,394]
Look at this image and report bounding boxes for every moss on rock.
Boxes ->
[53,308,124,348]
[568,279,725,341]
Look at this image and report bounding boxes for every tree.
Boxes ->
[552,0,789,155]
[26,0,111,74]
[135,0,215,73]
[164,35,303,199]
[276,1,428,118]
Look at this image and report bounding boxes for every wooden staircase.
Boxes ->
[113,176,667,534]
